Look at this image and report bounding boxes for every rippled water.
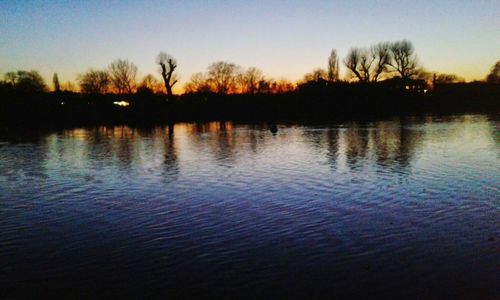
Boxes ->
[1,115,499,299]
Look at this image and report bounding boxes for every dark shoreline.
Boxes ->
[1,82,498,130]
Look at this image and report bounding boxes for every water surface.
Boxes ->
[1,115,498,299]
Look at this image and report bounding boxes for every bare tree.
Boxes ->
[184,72,211,93]
[370,42,391,81]
[109,59,138,94]
[138,74,162,93]
[52,73,60,92]
[207,61,240,94]
[157,52,178,96]
[238,67,264,94]
[344,48,375,82]
[389,40,419,79]
[344,48,364,82]
[358,49,374,82]
[486,60,500,83]
[78,69,110,94]
[303,68,328,83]
[327,49,339,82]
[344,43,392,82]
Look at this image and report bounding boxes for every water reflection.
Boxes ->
[0,115,498,299]
[163,123,179,178]
[299,119,426,174]
[0,116,496,179]
[326,128,340,167]
[344,123,369,169]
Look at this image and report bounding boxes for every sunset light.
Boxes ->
[1,1,498,87]
[1,1,498,299]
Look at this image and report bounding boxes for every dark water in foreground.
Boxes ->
[1,115,499,299]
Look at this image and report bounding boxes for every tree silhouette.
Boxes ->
[4,70,47,93]
[486,60,500,83]
[4,72,17,86]
[78,69,110,94]
[434,73,464,84]
[344,43,391,82]
[303,68,328,83]
[138,74,162,94]
[271,78,295,93]
[344,48,365,82]
[157,52,178,96]
[327,49,340,82]
[184,72,211,94]
[184,64,290,95]
[389,40,419,79]
[62,81,77,92]
[358,49,374,82]
[256,79,271,93]
[261,78,295,94]
[238,67,264,94]
[53,73,60,92]
[109,59,138,94]
[370,42,391,81]
[207,61,240,94]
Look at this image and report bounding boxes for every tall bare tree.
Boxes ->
[389,40,419,79]
[327,49,340,82]
[358,49,374,82]
[370,42,391,81]
[109,59,138,94]
[207,61,240,94]
[344,48,364,82]
[78,69,110,94]
[344,43,392,82]
[157,52,178,96]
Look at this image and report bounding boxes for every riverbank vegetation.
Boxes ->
[1,40,498,127]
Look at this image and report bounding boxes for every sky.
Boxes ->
[1,0,499,92]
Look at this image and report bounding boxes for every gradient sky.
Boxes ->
[1,0,499,91]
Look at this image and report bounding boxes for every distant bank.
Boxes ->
[0,82,498,128]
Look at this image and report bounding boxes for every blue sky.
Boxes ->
[1,0,498,90]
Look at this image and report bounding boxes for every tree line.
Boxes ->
[1,39,499,96]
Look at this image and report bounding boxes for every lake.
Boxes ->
[1,115,498,299]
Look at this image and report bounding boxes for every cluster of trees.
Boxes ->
[1,70,48,93]
[306,40,463,84]
[1,40,499,96]
[0,70,79,93]
[77,59,144,94]
[74,52,179,95]
[296,41,408,84]
[184,62,295,94]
